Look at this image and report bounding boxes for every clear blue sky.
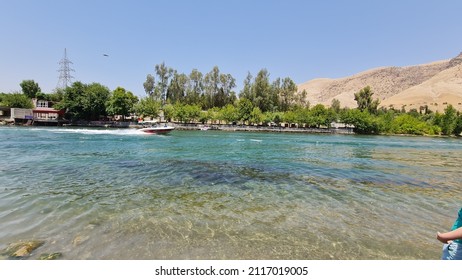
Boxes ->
[1,0,461,97]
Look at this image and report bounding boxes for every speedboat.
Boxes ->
[139,125,175,134]
[138,121,175,134]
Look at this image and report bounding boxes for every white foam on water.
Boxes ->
[31,127,146,136]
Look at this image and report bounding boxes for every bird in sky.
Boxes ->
[103,54,109,57]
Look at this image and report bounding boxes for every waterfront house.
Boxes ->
[3,99,66,125]
[31,99,66,125]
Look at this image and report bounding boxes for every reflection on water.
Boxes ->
[0,127,461,259]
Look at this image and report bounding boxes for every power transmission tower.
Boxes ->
[56,48,75,89]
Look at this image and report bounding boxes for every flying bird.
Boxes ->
[103,54,109,57]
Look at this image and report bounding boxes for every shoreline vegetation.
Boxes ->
[0,120,355,134]
[3,120,458,138]
[1,65,462,137]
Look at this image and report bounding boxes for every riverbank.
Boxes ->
[1,120,354,134]
[4,120,459,137]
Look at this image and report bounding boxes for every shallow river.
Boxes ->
[0,127,461,259]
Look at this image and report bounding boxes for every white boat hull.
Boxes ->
[139,126,175,134]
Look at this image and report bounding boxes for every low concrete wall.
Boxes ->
[173,123,354,134]
[11,108,33,119]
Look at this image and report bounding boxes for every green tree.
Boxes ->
[250,107,263,125]
[167,72,189,104]
[340,109,379,134]
[296,107,314,127]
[57,82,86,120]
[85,83,112,121]
[206,107,220,124]
[296,89,309,108]
[199,110,211,124]
[48,89,65,103]
[453,115,462,136]
[220,104,237,124]
[354,86,380,114]
[262,111,274,125]
[106,87,138,120]
[273,112,283,126]
[390,114,425,135]
[253,69,273,112]
[432,111,443,127]
[20,80,41,99]
[310,104,335,128]
[187,69,204,105]
[201,67,237,109]
[270,78,282,111]
[0,92,34,108]
[135,97,161,119]
[57,82,110,121]
[203,66,221,109]
[441,105,458,135]
[279,77,298,112]
[173,103,186,123]
[376,110,395,133]
[185,104,201,123]
[240,72,254,102]
[35,92,46,100]
[162,104,175,122]
[154,62,174,102]
[331,99,341,113]
[237,98,254,124]
[143,74,155,97]
[218,73,237,108]
[283,110,297,125]
[174,104,201,123]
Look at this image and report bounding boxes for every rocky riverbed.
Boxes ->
[0,240,61,260]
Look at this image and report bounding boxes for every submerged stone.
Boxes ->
[1,240,45,258]
[72,235,89,246]
[39,252,62,260]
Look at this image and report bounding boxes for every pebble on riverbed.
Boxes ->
[39,252,62,260]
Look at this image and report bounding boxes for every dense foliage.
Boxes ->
[106,87,138,120]
[20,80,41,99]
[3,75,462,137]
[0,92,34,108]
[55,82,111,121]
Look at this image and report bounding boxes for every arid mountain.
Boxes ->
[298,53,462,112]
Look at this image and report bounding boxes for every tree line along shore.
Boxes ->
[1,63,462,136]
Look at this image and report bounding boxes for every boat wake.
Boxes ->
[31,127,147,136]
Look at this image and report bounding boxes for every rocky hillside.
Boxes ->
[299,52,462,112]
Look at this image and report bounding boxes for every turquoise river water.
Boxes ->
[0,127,461,259]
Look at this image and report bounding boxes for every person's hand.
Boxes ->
[437,232,453,244]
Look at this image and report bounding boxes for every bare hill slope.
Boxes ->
[299,53,462,111]
[381,63,462,112]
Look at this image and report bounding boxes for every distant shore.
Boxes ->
[0,120,355,134]
[65,121,355,134]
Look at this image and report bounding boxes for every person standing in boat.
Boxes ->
[437,207,462,260]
